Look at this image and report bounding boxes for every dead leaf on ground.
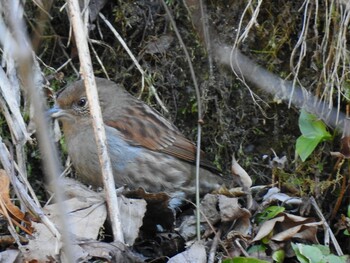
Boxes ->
[231,155,252,189]
[45,196,107,240]
[124,188,174,235]
[118,195,147,245]
[253,212,319,243]
[201,194,221,224]
[262,187,302,206]
[62,178,147,245]
[79,240,143,262]
[168,241,207,263]
[178,194,221,241]
[0,169,33,235]
[218,195,251,222]
[21,180,147,261]
[178,194,252,241]
[20,215,87,261]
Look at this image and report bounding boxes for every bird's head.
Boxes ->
[49,79,90,124]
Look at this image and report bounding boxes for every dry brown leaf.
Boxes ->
[231,155,252,189]
[79,240,143,262]
[168,241,207,263]
[21,179,147,261]
[218,195,251,222]
[272,222,320,242]
[0,169,33,235]
[178,194,221,241]
[51,179,147,245]
[45,196,107,240]
[253,212,319,243]
[218,196,252,242]
[200,194,220,224]
[262,187,302,206]
[118,195,147,245]
[253,215,285,242]
[20,221,86,262]
[178,215,197,241]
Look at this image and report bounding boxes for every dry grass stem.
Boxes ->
[98,12,168,113]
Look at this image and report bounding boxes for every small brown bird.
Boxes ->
[50,78,224,205]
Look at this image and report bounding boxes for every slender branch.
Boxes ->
[310,197,343,256]
[199,0,213,78]
[1,0,76,260]
[98,12,168,113]
[215,46,347,132]
[66,0,124,243]
[160,0,202,241]
[208,229,221,263]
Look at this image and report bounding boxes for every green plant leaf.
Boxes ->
[222,257,270,263]
[296,110,332,161]
[292,243,348,263]
[298,110,331,139]
[256,206,285,223]
[292,243,320,263]
[296,136,319,161]
[247,244,266,254]
[324,255,349,263]
[272,249,285,263]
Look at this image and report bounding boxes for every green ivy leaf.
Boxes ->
[296,110,332,161]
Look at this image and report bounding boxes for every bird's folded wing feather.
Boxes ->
[104,105,220,173]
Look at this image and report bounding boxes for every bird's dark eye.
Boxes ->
[77,97,87,107]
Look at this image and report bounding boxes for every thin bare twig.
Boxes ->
[310,197,343,256]
[98,12,168,113]
[215,46,347,132]
[160,0,202,241]
[230,0,271,118]
[0,141,62,254]
[88,39,110,79]
[0,0,76,260]
[289,0,312,108]
[66,0,124,243]
[199,0,213,78]
[208,228,221,263]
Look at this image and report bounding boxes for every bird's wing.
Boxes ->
[104,104,219,172]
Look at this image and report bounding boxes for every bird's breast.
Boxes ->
[64,124,222,197]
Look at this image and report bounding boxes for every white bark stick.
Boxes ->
[66,0,124,243]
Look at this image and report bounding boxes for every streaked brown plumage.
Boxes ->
[51,78,225,204]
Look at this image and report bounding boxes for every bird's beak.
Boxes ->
[48,105,67,119]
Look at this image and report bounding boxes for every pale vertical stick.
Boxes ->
[66,0,124,243]
[2,0,76,260]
